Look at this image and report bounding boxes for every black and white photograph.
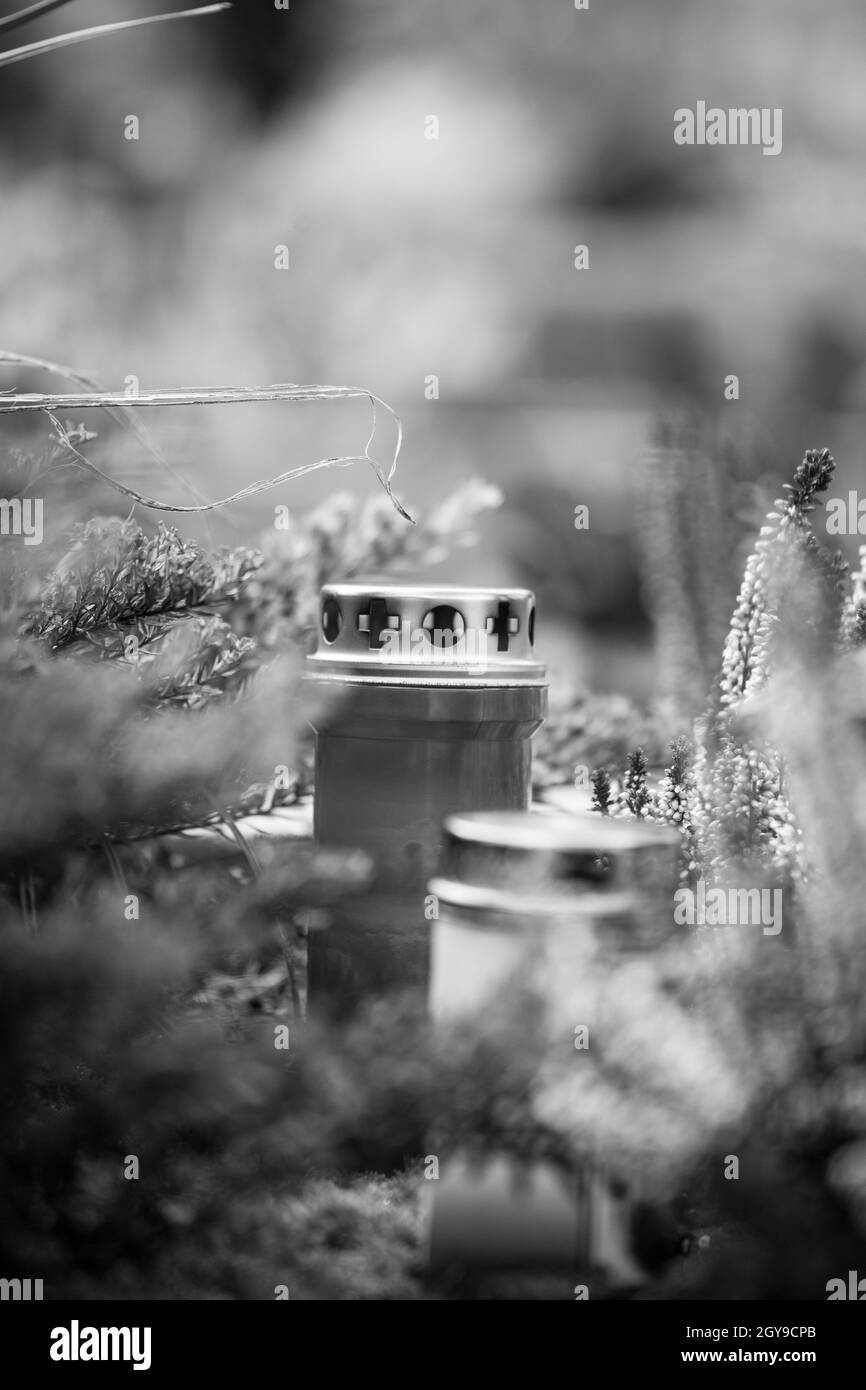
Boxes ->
[0,0,865,1354]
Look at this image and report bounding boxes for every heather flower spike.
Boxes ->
[720,448,837,707]
[697,449,843,884]
[840,544,866,650]
[590,767,612,816]
[622,747,650,819]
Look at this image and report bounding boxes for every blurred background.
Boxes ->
[4,2,866,1305]
[3,0,866,699]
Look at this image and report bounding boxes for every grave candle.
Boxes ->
[426,809,681,1293]
[304,584,547,1013]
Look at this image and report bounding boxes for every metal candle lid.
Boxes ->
[430,810,681,914]
[307,583,546,685]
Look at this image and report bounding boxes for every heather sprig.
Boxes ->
[26,518,261,651]
[692,733,797,884]
[655,736,701,883]
[598,448,843,888]
[699,450,845,883]
[655,736,691,824]
[139,616,258,710]
[590,767,612,816]
[621,746,650,819]
[719,448,837,708]
[840,545,866,650]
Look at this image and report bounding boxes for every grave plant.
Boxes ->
[1,416,865,1298]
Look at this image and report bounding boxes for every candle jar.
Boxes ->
[304,584,547,1013]
[426,809,681,1293]
[430,809,682,1016]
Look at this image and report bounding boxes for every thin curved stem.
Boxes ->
[0,3,230,68]
[0,1,80,39]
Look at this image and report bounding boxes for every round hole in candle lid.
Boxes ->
[322,596,342,644]
[421,605,465,647]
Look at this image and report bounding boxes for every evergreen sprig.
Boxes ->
[141,616,258,710]
[655,736,701,882]
[590,767,612,816]
[621,746,650,819]
[25,518,260,651]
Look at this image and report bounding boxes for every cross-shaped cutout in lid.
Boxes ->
[486,600,519,652]
[357,596,400,648]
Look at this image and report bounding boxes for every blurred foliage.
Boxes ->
[233,477,503,652]
[532,687,667,795]
[635,415,752,722]
[5,0,866,1301]
[0,472,522,1298]
[3,438,866,1300]
[534,444,866,1298]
